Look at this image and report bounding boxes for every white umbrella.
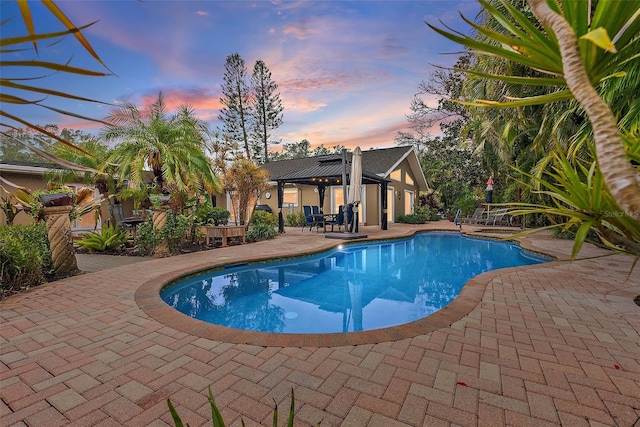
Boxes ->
[347,146,362,232]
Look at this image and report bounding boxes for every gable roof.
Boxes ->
[261,146,428,190]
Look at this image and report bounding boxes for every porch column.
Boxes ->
[277,180,285,233]
[381,182,388,230]
[317,184,326,213]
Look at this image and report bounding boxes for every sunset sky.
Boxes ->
[3,1,481,151]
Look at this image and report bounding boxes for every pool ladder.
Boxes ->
[453,209,462,231]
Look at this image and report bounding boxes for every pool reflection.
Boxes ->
[161,233,546,333]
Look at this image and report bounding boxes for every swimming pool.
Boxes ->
[161,232,548,334]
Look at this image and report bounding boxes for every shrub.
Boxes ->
[77,226,128,252]
[196,204,230,226]
[418,191,440,211]
[135,214,192,256]
[396,214,427,224]
[247,223,277,242]
[135,220,159,256]
[161,214,192,254]
[0,224,51,297]
[251,210,278,227]
[414,206,434,222]
[286,211,306,227]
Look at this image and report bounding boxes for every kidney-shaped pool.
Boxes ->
[160,232,548,334]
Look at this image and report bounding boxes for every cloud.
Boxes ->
[282,18,317,40]
[378,37,408,58]
[196,11,208,16]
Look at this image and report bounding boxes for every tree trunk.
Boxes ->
[153,209,170,257]
[528,0,640,218]
[42,206,79,276]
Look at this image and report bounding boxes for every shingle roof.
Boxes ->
[262,146,414,181]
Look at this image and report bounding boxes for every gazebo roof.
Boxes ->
[275,156,388,186]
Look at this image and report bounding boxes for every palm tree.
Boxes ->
[223,158,269,226]
[102,93,220,197]
[429,0,640,256]
[526,0,640,216]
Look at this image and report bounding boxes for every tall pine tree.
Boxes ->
[250,60,283,163]
[219,53,252,159]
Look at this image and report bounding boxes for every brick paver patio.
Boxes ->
[1,222,639,426]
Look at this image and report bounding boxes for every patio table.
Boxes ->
[319,213,338,233]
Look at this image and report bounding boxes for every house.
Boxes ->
[258,146,428,229]
[2,146,428,230]
[0,161,122,229]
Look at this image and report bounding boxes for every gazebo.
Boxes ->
[274,154,390,233]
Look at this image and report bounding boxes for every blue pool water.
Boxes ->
[161,233,548,334]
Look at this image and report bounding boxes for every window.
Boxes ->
[405,190,414,215]
[390,169,401,182]
[331,187,345,213]
[283,188,299,206]
[405,174,414,186]
[387,186,395,222]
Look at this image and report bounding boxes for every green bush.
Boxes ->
[135,220,158,256]
[77,226,128,252]
[247,223,277,242]
[251,210,278,226]
[396,214,427,224]
[0,224,51,296]
[135,214,192,256]
[286,211,306,227]
[196,203,230,226]
[161,214,191,254]
[453,192,478,217]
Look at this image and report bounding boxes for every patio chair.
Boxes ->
[485,208,510,226]
[346,204,354,232]
[325,205,344,232]
[302,205,319,231]
[459,206,487,225]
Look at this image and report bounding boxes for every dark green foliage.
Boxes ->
[77,226,128,252]
[135,214,193,256]
[249,209,278,242]
[415,206,438,222]
[396,214,427,224]
[134,220,158,256]
[453,192,478,217]
[285,212,306,227]
[247,223,277,242]
[250,210,278,227]
[196,203,230,226]
[161,214,191,254]
[250,59,284,163]
[0,224,51,297]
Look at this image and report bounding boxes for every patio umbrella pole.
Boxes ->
[342,149,348,232]
[348,147,362,234]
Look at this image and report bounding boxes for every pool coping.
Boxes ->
[134,230,563,347]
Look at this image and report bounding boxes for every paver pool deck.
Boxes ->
[1,222,639,426]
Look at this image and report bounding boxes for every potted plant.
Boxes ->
[38,189,74,207]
